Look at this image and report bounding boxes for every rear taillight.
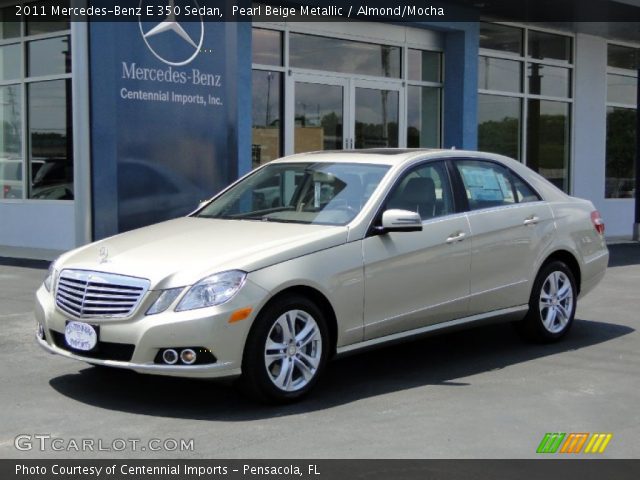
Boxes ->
[591,210,605,235]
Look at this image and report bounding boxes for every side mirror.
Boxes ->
[377,209,422,233]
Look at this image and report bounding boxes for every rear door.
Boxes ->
[452,159,555,315]
[362,160,471,340]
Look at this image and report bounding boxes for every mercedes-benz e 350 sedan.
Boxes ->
[36,149,609,402]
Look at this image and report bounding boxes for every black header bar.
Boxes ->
[3,0,640,23]
[2,459,640,480]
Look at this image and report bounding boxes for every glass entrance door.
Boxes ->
[354,86,400,149]
[290,76,348,154]
[287,74,402,154]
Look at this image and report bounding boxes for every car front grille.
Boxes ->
[55,270,150,319]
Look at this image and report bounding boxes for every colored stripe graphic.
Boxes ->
[584,433,613,454]
[537,433,566,453]
[560,433,589,453]
[538,433,613,454]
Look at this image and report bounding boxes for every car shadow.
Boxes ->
[48,318,634,420]
[608,243,640,267]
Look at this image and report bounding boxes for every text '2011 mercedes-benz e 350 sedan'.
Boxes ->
[35,149,609,402]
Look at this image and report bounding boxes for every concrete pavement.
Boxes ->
[0,245,638,458]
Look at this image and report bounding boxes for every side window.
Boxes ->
[386,161,454,220]
[511,174,540,203]
[455,160,539,210]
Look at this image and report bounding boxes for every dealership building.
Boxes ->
[0,0,638,259]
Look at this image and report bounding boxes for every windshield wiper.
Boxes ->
[241,216,273,222]
[199,214,310,224]
[197,214,235,219]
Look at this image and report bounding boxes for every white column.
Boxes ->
[71,20,93,247]
[573,33,634,238]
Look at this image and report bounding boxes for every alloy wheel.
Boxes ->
[264,309,322,392]
[539,271,574,334]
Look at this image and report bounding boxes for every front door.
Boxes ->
[362,160,471,340]
[287,74,402,154]
[288,75,349,154]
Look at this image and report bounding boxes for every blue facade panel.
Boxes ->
[443,24,479,150]
[89,18,251,239]
[418,21,479,150]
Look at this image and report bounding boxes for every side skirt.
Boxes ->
[335,305,528,357]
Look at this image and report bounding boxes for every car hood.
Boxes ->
[56,217,349,289]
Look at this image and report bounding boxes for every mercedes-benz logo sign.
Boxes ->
[138,0,205,66]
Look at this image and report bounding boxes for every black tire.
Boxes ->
[516,260,577,343]
[240,295,329,403]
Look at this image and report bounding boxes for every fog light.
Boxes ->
[162,349,178,364]
[180,348,197,365]
[37,323,45,340]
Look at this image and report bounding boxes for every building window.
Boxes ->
[0,2,72,201]
[407,49,442,148]
[478,23,573,192]
[290,33,402,78]
[605,44,638,199]
[252,70,282,168]
[526,99,570,191]
[478,95,521,160]
[252,27,282,66]
[479,22,522,55]
[252,25,443,163]
[251,28,283,168]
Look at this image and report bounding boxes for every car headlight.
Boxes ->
[43,260,58,292]
[175,270,247,312]
[146,288,184,315]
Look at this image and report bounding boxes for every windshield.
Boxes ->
[197,162,390,225]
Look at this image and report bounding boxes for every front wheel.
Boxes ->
[517,261,577,342]
[240,295,329,403]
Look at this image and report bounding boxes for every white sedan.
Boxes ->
[35,149,609,402]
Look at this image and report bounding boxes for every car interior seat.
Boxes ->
[389,177,436,219]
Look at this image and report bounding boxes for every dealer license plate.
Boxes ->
[64,321,98,351]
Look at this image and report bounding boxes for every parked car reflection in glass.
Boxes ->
[117,159,210,232]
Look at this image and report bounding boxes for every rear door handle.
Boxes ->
[523,215,539,226]
[446,232,466,244]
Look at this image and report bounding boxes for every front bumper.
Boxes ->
[36,334,240,377]
[34,279,269,379]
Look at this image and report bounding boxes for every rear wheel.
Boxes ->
[240,295,329,403]
[517,260,577,342]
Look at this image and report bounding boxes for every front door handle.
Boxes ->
[446,232,466,244]
[523,215,539,226]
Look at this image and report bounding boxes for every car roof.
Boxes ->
[269,148,507,166]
